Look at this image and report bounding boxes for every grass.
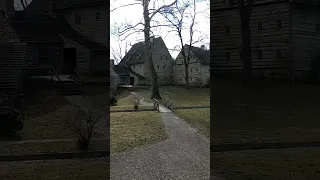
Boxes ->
[0,139,108,156]
[0,158,109,180]
[175,109,210,137]
[138,86,210,107]
[110,111,167,155]
[211,148,320,180]
[212,76,320,144]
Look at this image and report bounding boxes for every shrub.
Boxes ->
[110,94,117,106]
[0,106,22,136]
[66,104,106,150]
[130,94,143,109]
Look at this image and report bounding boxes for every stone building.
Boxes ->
[173,45,210,87]
[116,37,174,86]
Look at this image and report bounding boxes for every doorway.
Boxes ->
[63,48,77,74]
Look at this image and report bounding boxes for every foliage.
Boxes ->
[0,106,22,136]
[110,94,118,106]
[66,104,106,150]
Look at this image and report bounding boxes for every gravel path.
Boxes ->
[110,104,210,180]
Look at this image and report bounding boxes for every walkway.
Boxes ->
[110,104,210,180]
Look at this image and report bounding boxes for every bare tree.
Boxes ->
[111,23,130,64]
[112,0,177,99]
[238,0,254,85]
[66,104,107,149]
[161,0,204,88]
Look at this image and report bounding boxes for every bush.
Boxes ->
[0,106,22,136]
[130,94,143,110]
[110,94,117,106]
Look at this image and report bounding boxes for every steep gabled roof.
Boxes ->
[183,45,210,65]
[57,0,108,10]
[120,37,171,65]
[9,12,108,51]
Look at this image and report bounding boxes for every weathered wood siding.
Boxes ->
[61,5,108,47]
[211,2,291,71]
[291,5,320,71]
[61,36,90,73]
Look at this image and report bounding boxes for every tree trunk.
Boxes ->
[143,0,161,99]
[239,0,253,86]
[184,63,190,89]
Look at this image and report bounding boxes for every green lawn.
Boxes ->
[175,109,210,137]
[211,148,320,180]
[110,111,167,155]
[212,76,320,144]
[138,86,210,107]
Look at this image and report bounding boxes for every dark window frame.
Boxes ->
[276,20,282,29]
[258,23,263,33]
[226,52,231,63]
[276,49,282,58]
[226,26,231,35]
[96,12,101,21]
[75,12,81,24]
[39,50,49,64]
[258,50,262,59]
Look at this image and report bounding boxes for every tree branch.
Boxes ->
[150,0,178,20]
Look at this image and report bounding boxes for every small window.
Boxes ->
[258,50,262,59]
[166,56,168,60]
[226,26,230,35]
[165,76,167,80]
[180,69,182,73]
[196,68,199,71]
[258,23,262,33]
[190,68,193,72]
[163,65,165,69]
[161,56,163,60]
[316,24,320,32]
[157,65,160,69]
[277,49,282,58]
[190,77,193,81]
[181,78,183,81]
[226,52,231,63]
[276,20,282,29]
[75,12,81,24]
[140,64,142,68]
[39,50,49,64]
[96,12,101,21]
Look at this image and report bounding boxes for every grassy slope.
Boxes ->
[110,111,167,155]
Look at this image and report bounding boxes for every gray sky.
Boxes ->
[110,0,210,62]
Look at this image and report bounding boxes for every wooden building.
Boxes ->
[211,0,320,78]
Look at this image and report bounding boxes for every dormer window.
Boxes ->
[96,12,101,21]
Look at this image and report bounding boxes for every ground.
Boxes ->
[139,86,210,107]
[0,85,108,156]
[211,75,320,179]
[0,158,109,180]
[175,109,210,137]
[110,111,167,155]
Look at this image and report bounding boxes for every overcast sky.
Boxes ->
[110,0,210,63]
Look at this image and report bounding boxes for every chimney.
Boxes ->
[0,0,14,16]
